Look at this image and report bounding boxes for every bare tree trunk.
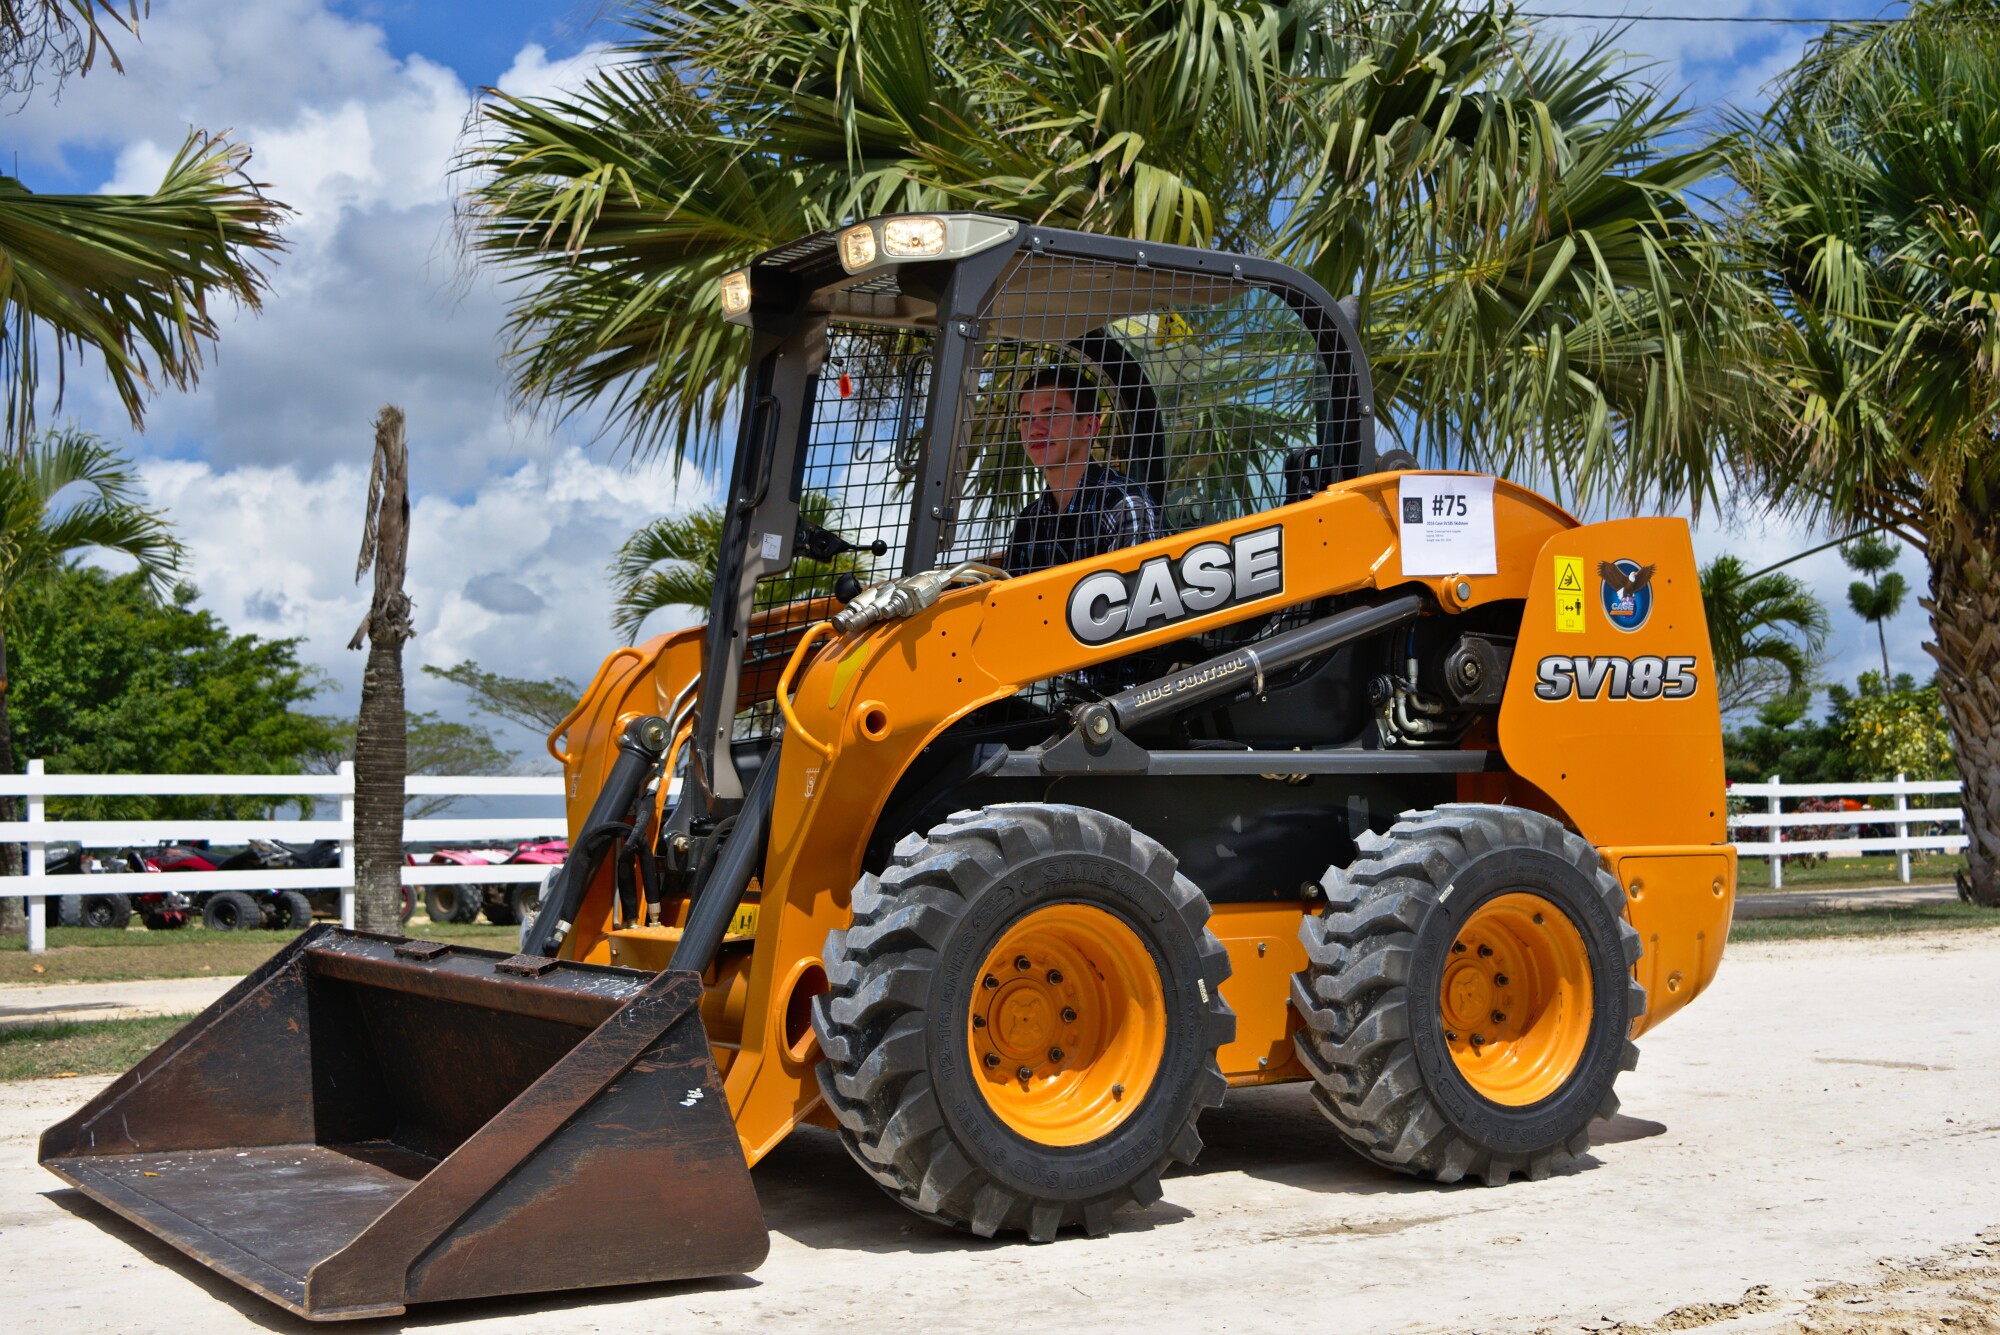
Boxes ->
[1925,506,2000,908]
[0,625,20,936]
[349,406,414,934]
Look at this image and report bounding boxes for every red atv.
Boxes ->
[420,838,565,926]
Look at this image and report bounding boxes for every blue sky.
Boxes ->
[9,0,1932,758]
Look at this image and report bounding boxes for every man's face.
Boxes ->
[1019,386,1099,470]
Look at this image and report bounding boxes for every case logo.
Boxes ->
[1067,526,1283,646]
[1598,559,1657,632]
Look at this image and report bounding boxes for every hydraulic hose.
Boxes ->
[523,713,670,957]
[670,738,783,975]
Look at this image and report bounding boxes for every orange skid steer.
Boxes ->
[45,216,1736,1319]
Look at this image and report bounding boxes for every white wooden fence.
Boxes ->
[1727,774,1966,889]
[0,761,567,954]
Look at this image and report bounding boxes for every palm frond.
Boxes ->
[0,128,287,448]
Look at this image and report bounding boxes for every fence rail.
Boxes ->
[1727,773,1966,889]
[0,761,569,953]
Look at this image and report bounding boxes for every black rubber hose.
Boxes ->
[671,741,783,974]
[522,715,668,956]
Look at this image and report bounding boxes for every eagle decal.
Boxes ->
[1597,558,1657,631]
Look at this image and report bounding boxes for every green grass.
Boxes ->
[0,1012,195,1081]
[1737,852,1964,893]
[1729,901,2000,942]
[0,918,521,985]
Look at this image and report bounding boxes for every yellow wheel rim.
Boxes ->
[1440,892,1595,1107]
[967,903,1165,1146]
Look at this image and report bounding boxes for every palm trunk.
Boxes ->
[1925,506,2000,907]
[0,623,20,936]
[349,406,415,935]
[1876,619,1892,683]
[352,635,406,933]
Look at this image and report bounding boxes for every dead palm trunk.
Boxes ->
[349,406,415,933]
[0,629,20,934]
[1927,505,2000,907]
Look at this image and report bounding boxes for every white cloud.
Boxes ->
[136,449,714,744]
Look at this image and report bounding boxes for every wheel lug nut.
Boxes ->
[1046,969,1063,985]
[1112,1083,1125,1098]
[1445,1030,1459,1042]
[984,1052,1000,1067]
[1061,1007,1077,1023]
[1452,942,1466,954]
[1477,944,1493,958]
[1015,955,1031,971]
[1492,1010,1506,1023]
[1017,1065,1033,1081]
[983,975,998,990]
[1049,1047,1064,1062]
[1494,974,1509,987]
[1471,1034,1485,1046]
[972,1015,987,1029]
[1533,913,1544,925]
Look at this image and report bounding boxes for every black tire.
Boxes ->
[274,889,313,931]
[1291,804,1645,1186]
[814,804,1234,1241]
[79,893,133,930]
[481,885,519,927]
[201,890,262,932]
[52,895,83,928]
[400,885,416,925]
[424,884,480,924]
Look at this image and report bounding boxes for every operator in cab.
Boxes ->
[1002,366,1163,575]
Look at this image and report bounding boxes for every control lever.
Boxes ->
[796,518,888,564]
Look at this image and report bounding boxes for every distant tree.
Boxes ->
[9,565,337,819]
[1699,555,1829,714]
[1723,692,1851,787]
[423,660,580,737]
[349,406,414,935]
[308,712,514,819]
[1841,671,1954,781]
[1840,534,1908,682]
[0,429,179,932]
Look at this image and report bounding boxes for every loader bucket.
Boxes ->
[39,926,768,1321]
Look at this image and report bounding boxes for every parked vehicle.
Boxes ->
[46,846,133,930]
[422,839,566,925]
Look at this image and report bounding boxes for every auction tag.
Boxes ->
[1396,474,1497,576]
[759,531,783,562]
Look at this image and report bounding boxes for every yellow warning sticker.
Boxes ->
[725,904,759,941]
[1554,555,1587,634]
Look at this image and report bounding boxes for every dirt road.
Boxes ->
[4,928,1998,1333]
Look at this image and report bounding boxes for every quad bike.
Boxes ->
[45,847,134,930]
[46,215,1735,1320]
[420,839,564,926]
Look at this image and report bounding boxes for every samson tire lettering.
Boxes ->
[1533,655,1698,701]
[1067,527,1283,646]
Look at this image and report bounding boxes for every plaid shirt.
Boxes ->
[1002,462,1164,575]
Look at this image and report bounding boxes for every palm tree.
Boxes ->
[348,406,414,935]
[610,492,878,641]
[1,0,287,449]
[1840,534,1908,681]
[0,425,180,930]
[460,0,1755,514]
[0,132,287,448]
[1724,2,2000,904]
[1698,555,1830,715]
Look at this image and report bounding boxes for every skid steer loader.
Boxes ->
[44,215,1736,1319]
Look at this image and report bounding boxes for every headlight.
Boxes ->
[881,216,947,257]
[838,224,878,272]
[718,269,751,315]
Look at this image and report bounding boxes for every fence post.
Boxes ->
[338,760,356,930]
[25,758,45,954]
[1769,774,1783,890]
[1895,773,1911,884]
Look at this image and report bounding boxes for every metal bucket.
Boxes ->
[40,926,768,1320]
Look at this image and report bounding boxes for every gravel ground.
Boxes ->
[2,929,1997,1333]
